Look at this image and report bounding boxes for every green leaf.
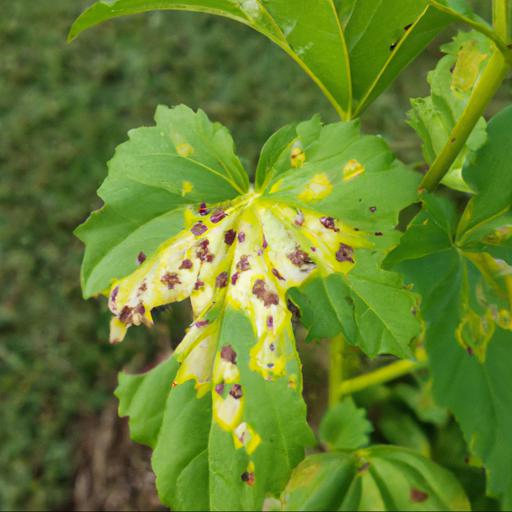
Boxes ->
[458,105,512,245]
[386,186,512,503]
[280,446,470,511]
[79,107,421,508]
[69,0,352,118]
[319,397,372,451]
[408,31,491,192]
[75,105,247,298]
[289,254,421,358]
[337,0,455,114]
[69,1,481,117]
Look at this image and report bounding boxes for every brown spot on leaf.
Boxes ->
[336,243,354,263]
[287,247,314,268]
[267,315,274,328]
[137,251,146,264]
[294,210,304,226]
[180,259,193,269]
[215,383,224,395]
[210,209,227,223]
[196,239,214,263]
[241,472,255,486]
[119,306,133,324]
[216,272,228,288]
[237,255,251,272]
[357,462,370,473]
[374,231,383,237]
[229,384,243,399]
[224,229,236,246]
[191,222,208,236]
[237,232,246,243]
[195,319,209,328]
[110,286,119,304]
[220,345,237,363]
[231,272,239,285]
[198,202,209,216]
[252,279,279,307]
[161,272,181,289]
[410,488,428,503]
[272,268,285,281]
[194,280,204,290]
[320,216,339,232]
[369,206,377,213]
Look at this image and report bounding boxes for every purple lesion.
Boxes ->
[161,272,181,289]
[236,255,251,272]
[229,384,243,399]
[196,239,214,263]
[224,229,236,246]
[220,345,237,363]
[335,243,354,263]
[271,268,285,281]
[191,222,208,236]
[210,209,227,223]
[320,216,339,232]
[252,279,279,307]
[215,271,228,288]
[179,259,193,269]
[287,246,315,270]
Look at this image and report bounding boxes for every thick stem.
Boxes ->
[328,334,344,407]
[419,50,508,192]
[493,0,509,41]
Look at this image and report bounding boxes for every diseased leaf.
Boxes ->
[386,185,512,503]
[319,397,373,451]
[69,0,352,117]
[78,106,421,509]
[75,105,247,298]
[280,446,470,511]
[408,31,491,192]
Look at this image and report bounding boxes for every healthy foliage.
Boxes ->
[70,0,512,510]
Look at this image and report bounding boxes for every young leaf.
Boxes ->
[78,105,421,508]
[280,446,470,511]
[408,31,491,192]
[386,182,512,502]
[68,0,352,118]
[319,397,373,451]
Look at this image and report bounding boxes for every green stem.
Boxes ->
[419,50,508,192]
[338,358,426,396]
[493,0,509,41]
[420,0,510,192]
[328,334,344,407]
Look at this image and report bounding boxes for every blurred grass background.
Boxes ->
[0,0,509,510]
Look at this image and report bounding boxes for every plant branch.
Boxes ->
[338,348,427,396]
[328,334,344,407]
[420,0,510,192]
[419,50,508,192]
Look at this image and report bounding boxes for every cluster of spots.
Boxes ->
[105,190,374,478]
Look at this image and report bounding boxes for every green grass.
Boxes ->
[0,0,506,509]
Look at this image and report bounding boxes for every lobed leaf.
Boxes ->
[78,105,422,508]
[280,446,470,511]
[386,108,512,505]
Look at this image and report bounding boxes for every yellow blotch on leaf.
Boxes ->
[298,173,332,202]
[176,142,194,157]
[343,159,365,181]
[181,180,194,196]
[270,179,283,194]
[290,141,306,169]
[451,40,488,96]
